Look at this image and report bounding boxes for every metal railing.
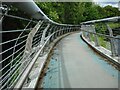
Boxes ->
[0,3,80,89]
[81,17,120,60]
[1,1,120,90]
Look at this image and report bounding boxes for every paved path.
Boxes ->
[41,33,119,88]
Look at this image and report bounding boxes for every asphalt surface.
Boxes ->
[41,33,119,88]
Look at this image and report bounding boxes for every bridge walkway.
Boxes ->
[40,32,118,88]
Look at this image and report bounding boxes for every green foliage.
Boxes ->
[36,2,64,23]
[94,22,120,35]
[95,23,107,34]
[97,36,111,50]
[3,5,34,30]
[63,2,78,24]
[108,22,120,29]
[103,5,120,18]
[5,2,120,28]
[90,34,95,41]
[36,2,120,24]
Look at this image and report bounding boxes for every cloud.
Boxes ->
[93,0,119,2]
[100,2,118,8]
[93,0,119,8]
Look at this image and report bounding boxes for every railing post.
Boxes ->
[51,26,57,40]
[82,25,87,38]
[69,27,71,32]
[92,25,99,46]
[64,27,66,33]
[115,35,120,61]
[67,27,69,32]
[65,27,67,33]
[48,25,53,36]
[21,21,43,86]
[68,26,70,32]
[40,23,50,45]
[63,27,65,34]
[60,26,63,35]
[118,1,120,11]
[75,27,77,31]
[56,26,60,37]
[106,24,116,57]
[54,26,59,38]
[54,26,58,38]
[25,21,43,53]
[86,25,91,42]
[49,26,54,42]
[67,26,69,32]
[74,27,76,31]
[58,27,61,36]
[62,27,64,34]
[71,27,72,32]
[67,26,69,33]
[81,25,85,37]
[61,26,63,34]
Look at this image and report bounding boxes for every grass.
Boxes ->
[91,22,119,50]
[90,34,111,50]
[89,33,106,47]
[98,36,106,47]
[90,34,95,41]
[97,36,111,50]
[108,22,120,29]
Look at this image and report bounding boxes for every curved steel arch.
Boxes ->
[4,0,80,26]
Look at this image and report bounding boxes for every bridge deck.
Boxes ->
[41,33,119,88]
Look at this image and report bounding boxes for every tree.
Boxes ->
[103,5,120,18]
[35,2,120,24]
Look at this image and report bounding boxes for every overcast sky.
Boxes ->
[93,0,119,8]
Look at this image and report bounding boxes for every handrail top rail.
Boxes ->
[81,16,120,25]
[3,1,81,27]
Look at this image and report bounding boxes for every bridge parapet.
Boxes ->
[81,17,120,65]
[0,2,80,89]
[1,1,119,89]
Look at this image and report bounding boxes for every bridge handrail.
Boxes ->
[1,1,120,89]
[81,16,120,24]
[81,21,120,58]
[0,8,79,89]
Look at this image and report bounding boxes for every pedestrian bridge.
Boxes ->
[0,1,120,89]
